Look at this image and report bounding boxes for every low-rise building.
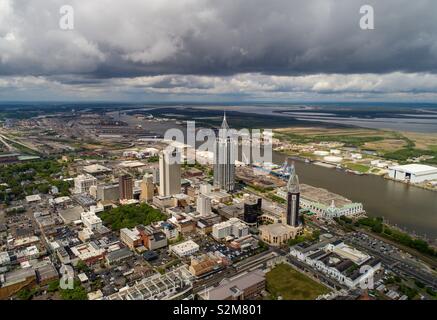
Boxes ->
[83,164,111,175]
[189,253,226,277]
[0,252,11,267]
[290,240,381,288]
[212,218,249,241]
[258,223,299,246]
[58,206,84,225]
[120,227,142,250]
[153,195,177,209]
[277,183,364,219]
[142,226,168,251]
[170,240,199,258]
[106,266,193,300]
[0,268,37,299]
[174,218,197,235]
[81,211,102,231]
[207,190,232,204]
[159,222,179,240]
[105,247,134,265]
[25,194,42,203]
[388,164,437,183]
[70,243,105,266]
[198,270,266,300]
[35,262,59,286]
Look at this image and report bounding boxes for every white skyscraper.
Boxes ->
[213,112,236,192]
[197,194,211,216]
[159,149,181,196]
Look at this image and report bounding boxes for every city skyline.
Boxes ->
[0,0,436,305]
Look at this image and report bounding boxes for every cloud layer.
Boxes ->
[1,0,437,101]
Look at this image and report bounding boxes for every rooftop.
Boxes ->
[83,164,111,174]
[389,164,437,175]
[170,240,199,254]
[201,270,265,300]
[59,206,84,224]
[25,194,41,203]
[106,247,133,263]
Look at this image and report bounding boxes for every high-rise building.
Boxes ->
[140,174,154,202]
[285,164,300,227]
[74,174,97,194]
[199,183,212,195]
[119,174,133,200]
[243,198,262,225]
[159,149,181,196]
[197,194,211,216]
[213,113,236,192]
[96,184,120,201]
[151,167,159,184]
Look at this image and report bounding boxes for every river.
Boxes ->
[272,151,437,241]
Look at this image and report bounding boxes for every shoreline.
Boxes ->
[275,150,437,193]
[272,151,437,242]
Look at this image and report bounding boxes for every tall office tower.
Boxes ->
[286,164,300,227]
[140,174,154,202]
[197,194,212,216]
[119,174,133,200]
[213,112,236,192]
[159,149,181,196]
[151,167,159,184]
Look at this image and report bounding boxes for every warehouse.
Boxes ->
[388,164,437,183]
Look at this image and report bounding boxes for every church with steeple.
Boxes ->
[213,112,236,192]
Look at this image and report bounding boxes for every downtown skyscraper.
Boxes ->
[213,113,236,192]
[159,149,181,196]
[286,164,300,227]
[119,174,133,200]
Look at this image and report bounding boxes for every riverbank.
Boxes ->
[275,148,437,192]
[272,151,437,240]
[273,126,437,192]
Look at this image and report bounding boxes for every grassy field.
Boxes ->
[266,263,330,300]
[274,127,393,148]
[275,126,437,166]
[363,139,407,152]
[344,162,370,173]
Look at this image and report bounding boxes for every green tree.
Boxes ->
[16,288,35,300]
[60,280,88,300]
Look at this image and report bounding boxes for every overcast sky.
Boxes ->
[1,0,437,102]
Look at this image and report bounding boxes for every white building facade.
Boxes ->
[388,164,437,183]
[74,174,97,194]
[159,150,181,196]
[212,218,249,240]
[197,194,212,216]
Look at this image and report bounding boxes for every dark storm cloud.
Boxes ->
[2,0,437,101]
[1,0,437,78]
